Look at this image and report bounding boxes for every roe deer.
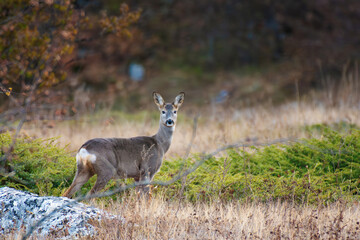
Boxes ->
[62,92,185,198]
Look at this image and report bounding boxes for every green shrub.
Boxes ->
[304,121,359,135]
[1,126,359,205]
[154,128,360,204]
[0,132,75,196]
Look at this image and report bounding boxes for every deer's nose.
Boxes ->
[166,119,174,126]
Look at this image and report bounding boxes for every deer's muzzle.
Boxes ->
[165,119,174,127]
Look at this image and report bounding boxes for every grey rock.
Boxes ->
[0,187,124,238]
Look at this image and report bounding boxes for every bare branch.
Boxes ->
[183,115,199,159]
[179,115,198,198]
[0,73,40,174]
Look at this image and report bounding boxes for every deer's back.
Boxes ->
[79,137,163,178]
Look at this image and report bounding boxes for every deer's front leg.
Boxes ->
[135,167,153,196]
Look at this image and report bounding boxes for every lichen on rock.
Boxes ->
[0,187,124,238]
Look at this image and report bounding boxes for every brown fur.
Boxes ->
[63,92,184,198]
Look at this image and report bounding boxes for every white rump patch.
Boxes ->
[76,148,97,165]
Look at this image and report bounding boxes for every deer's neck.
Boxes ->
[154,123,174,153]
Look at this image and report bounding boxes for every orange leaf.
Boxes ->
[5,87,12,96]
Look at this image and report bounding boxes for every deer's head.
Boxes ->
[153,92,185,129]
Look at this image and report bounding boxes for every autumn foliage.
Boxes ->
[0,0,140,176]
[0,0,139,104]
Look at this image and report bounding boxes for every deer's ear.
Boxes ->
[153,92,165,109]
[174,92,185,108]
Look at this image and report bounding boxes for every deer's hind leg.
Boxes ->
[63,163,94,198]
[88,157,116,196]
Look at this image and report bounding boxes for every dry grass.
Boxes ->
[24,102,360,158]
[4,194,360,240]
[88,195,360,240]
[14,100,360,239]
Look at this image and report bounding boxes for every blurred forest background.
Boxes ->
[1,0,359,119]
[1,3,360,232]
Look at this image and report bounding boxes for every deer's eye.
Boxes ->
[174,111,177,114]
[162,111,166,114]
